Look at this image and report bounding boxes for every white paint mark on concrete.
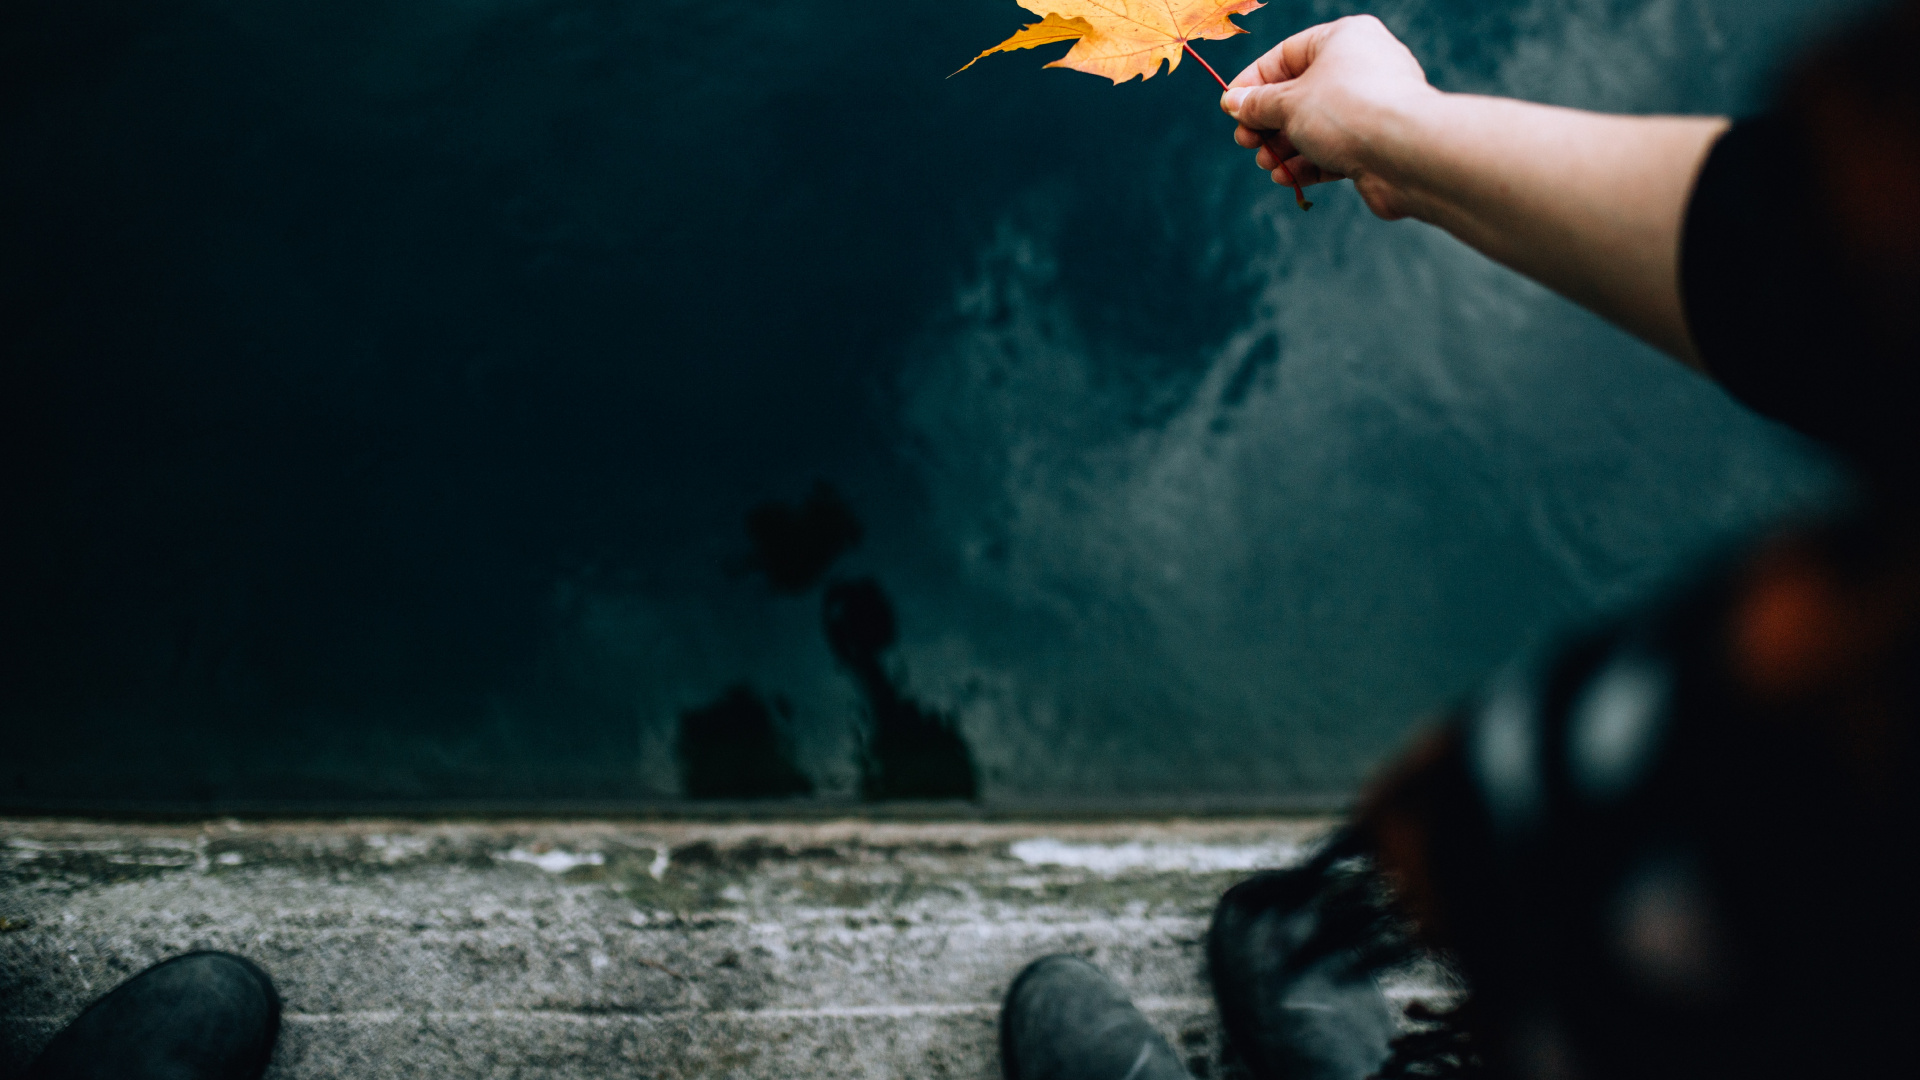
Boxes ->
[1008,839,1302,875]
[499,848,605,874]
[105,854,194,867]
[7,839,126,860]
[365,834,436,864]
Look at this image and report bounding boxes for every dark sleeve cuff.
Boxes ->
[1681,117,1914,481]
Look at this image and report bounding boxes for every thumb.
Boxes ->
[1221,84,1288,132]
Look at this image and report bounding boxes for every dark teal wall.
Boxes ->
[0,0,1872,806]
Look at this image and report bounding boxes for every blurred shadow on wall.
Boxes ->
[676,684,813,800]
[676,482,976,801]
[822,576,977,801]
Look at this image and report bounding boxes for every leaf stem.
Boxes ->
[1182,41,1312,211]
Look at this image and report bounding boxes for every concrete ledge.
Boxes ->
[1,818,1441,1079]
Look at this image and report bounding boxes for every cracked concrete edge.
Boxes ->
[1,816,1344,844]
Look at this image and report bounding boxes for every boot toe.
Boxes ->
[1002,955,1190,1080]
[1208,869,1397,1080]
[27,951,281,1080]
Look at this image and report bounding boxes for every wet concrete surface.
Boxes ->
[0,818,1449,1079]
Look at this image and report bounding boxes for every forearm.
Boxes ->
[1358,94,1727,365]
[1224,17,1729,367]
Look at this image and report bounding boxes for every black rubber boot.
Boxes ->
[1208,868,1398,1080]
[26,951,281,1080]
[1001,955,1191,1080]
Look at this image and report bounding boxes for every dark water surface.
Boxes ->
[0,0,1872,807]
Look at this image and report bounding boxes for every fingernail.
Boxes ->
[1222,88,1248,116]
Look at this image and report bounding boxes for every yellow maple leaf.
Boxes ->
[955,0,1264,84]
[954,0,1312,210]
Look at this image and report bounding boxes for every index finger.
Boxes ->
[1227,21,1339,88]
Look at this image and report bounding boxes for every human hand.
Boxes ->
[1219,15,1438,218]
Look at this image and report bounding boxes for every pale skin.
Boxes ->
[1220,15,1728,368]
